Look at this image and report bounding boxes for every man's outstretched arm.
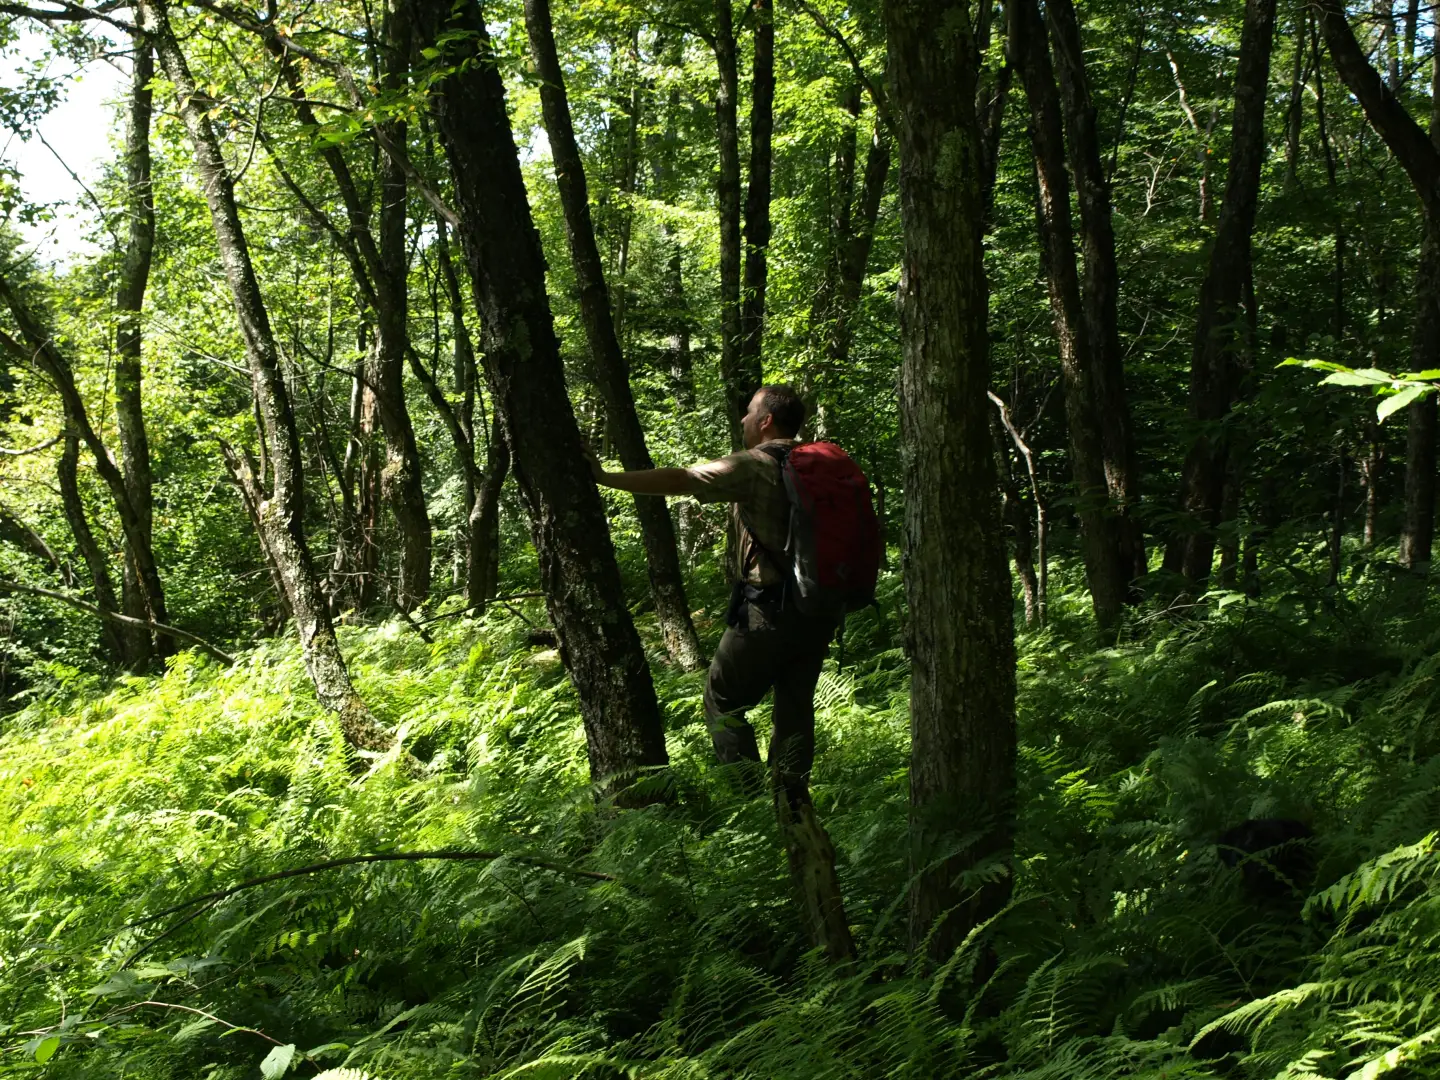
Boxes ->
[585,445,700,497]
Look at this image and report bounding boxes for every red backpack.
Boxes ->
[756,441,881,620]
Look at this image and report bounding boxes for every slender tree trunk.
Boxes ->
[885,0,1017,964]
[991,411,1040,626]
[469,410,508,609]
[1165,0,1279,585]
[1012,0,1127,627]
[411,0,670,798]
[1046,0,1145,582]
[1284,4,1309,187]
[57,434,125,663]
[739,0,775,391]
[115,26,159,669]
[373,1,432,611]
[524,0,705,671]
[148,0,388,752]
[828,118,890,371]
[1319,0,1440,568]
[0,283,170,642]
[1328,453,1347,585]
[715,0,746,447]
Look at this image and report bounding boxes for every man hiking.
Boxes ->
[589,383,872,961]
[588,385,835,801]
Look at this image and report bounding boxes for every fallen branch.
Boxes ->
[124,849,616,933]
[0,579,235,665]
[416,592,547,626]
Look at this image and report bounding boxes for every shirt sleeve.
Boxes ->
[685,451,759,505]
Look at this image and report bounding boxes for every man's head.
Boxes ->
[741,384,806,449]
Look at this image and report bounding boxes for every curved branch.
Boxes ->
[0,579,235,664]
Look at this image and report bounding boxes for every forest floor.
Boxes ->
[3,557,1440,1079]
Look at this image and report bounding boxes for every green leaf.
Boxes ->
[260,1043,297,1079]
[1377,384,1431,423]
[33,1036,59,1063]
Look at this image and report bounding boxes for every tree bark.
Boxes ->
[115,23,159,668]
[715,0,746,447]
[1011,0,1127,627]
[57,434,126,663]
[469,410,508,609]
[884,0,1017,963]
[1047,0,1145,582]
[148,0,388,753]
[1165,0,1278,585]
[739,0,775,389]
[1318,0,1440,568]
[524,0,705,671]
[373,0,432,611]
[410,0,670,798]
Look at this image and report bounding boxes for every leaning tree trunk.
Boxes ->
[0,278,170,643]
[148,0,388,752]
[1011,0,1127,628]
[410,0,669,797]
[1046,0,1145,582]
[1318,0,1440,568]
[57,434,126,663]
[738,0,775,394]
[114,26,161,668]
[524,0,705,671]
[715,0,746,448]
[884,0,1017,964]
[1165,0,1278,585]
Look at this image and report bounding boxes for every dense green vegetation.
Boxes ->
[6,563,1440,1078]
[4,0,1440,1074]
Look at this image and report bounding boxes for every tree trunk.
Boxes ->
[0,283,170,645]
[1284,4,1309,187]
[57,434,126,663]
[524,0,705,671]
[373,1,432,611]
[1011,0,1127,628]
[148,0,388,753]
[114,25,159,669]
[715,0,746,447]
[1165,0,1278,585]
[469,410,508,610]
[411,0,670,798]
[739,0,775,391]
[1047,0,1145,583]
[991,410,1041,627]
[885,0,1017,964]
[1318,0,1440,568]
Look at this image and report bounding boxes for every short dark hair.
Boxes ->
[755,384,806,437]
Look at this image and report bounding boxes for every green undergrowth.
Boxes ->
[4,567,1440,1079]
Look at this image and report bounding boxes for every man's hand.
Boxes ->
[580,439,606,482]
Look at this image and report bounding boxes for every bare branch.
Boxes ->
[0,433,61,456]
[0,578,236,664]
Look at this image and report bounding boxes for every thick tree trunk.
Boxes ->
[885,0,1017,963]
[1165,0,1278,585]
[115,26,159,668]
[410,0,670,797]
[148,0,388,753]
[57,434,126,663]
[739,0,775,389]
[374,2,432,611]
[1012,0,1127,628]
[524,0,705,671]
[0,284,170,643]
[1046,0,1145,582]
[715,0,746,447]
[1318,0,1440,568]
